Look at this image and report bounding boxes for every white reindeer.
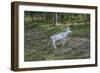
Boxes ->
[50,27,72,49]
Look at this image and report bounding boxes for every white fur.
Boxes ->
[50,27,71,49]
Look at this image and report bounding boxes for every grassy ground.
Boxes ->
[24,23,90,61]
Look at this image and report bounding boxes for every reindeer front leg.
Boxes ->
[62,38,66,46]
[51,40,57,49]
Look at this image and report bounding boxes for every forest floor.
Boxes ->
[24,27,90,61]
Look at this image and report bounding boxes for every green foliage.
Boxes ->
[24,11,90,27]
[70,24,90,37]
[24,16,33,24]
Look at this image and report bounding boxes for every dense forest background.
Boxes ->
[24,11,90,61]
